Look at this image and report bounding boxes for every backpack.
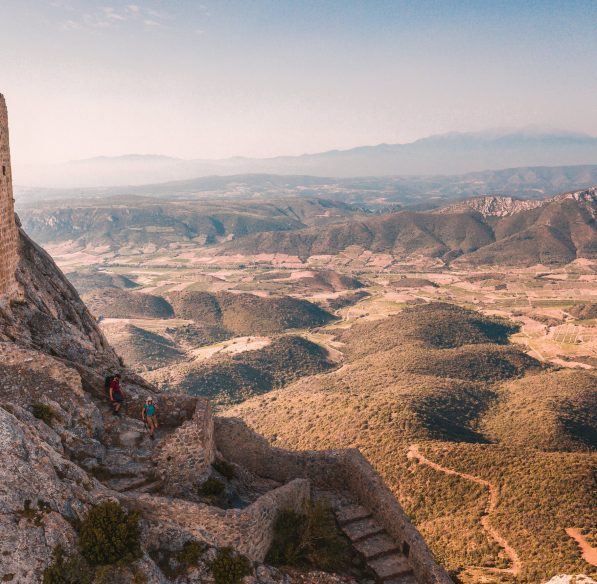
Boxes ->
[104,375,115,393]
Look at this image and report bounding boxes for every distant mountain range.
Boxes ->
[17,129,597,188]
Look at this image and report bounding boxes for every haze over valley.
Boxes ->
[1,1,596,583]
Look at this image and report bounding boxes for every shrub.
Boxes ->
[266,503,351,572]
[79,502,141,566]
[93,565,147,584]
[150,540,207,578]
[212,460,235,480]
[209,547,251,584]
[32,403,55,425]
[177,541,207,567]
[199,477,225,497]
[43,546,93,584]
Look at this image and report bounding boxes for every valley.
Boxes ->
[16,186,597,584]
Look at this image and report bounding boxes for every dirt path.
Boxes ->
[407,444,521,576]
[566,528,597,567]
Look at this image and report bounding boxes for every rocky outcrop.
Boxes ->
[0,228,118,368]
[438,196,545,217]
[440,187,597,218]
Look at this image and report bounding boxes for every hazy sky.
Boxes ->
[1,0,596,169]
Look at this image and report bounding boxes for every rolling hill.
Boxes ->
[100,322,186,372]
[82,288,175,319]
[146,335,334,406]
[167,291,335,335]
[569,303,597,320]
[18,196,359,251]
[66,269,140,294]
[227,303,596,582]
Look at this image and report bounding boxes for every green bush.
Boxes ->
[32,403,55,425]
[199,477,225,497]
[149,540,207,579]
[177,541,207,567]
[79,502,141,566]
[43,546,93,584]
[266,503,351,572]
[92,565,147,584]
[212,460,235,480]
[209,547,251,584]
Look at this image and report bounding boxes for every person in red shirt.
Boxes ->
[109,374,124,416]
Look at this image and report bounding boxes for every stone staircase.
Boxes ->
[99,417,165,495]
[335,503,417,584]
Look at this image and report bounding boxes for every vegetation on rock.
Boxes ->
[43,546,94,584]
[79,502,142,566]
[31,402,55,425]
[266,503,353,573]
[199,477,226,497]
[209,547,252,584]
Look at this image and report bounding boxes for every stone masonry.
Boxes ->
[0,94,19,298]
[155,397,216,497]
[215,417,453,584]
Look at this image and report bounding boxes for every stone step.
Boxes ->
[354,532,400,560]
[106,475,155,493]
[336,504,372,525]
[341,517,384,542]
[368,553,412,581]
[128,480,162,495]
[101,461,153,476]
[384,574,418,584]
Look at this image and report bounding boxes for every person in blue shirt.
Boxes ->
[142,397,158,440]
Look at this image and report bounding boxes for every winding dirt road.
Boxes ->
[407,444,522,576]
[566,528,597,567]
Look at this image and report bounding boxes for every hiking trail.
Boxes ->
[566,528,597,567]
[407,443,521,576]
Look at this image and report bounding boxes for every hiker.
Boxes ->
[142,397,158,440]
[109,374,124,416]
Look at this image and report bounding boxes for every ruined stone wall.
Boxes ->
[0,95,19,298]
[155,398,216,497]
[124,478,310,562]
[215,417,453,584]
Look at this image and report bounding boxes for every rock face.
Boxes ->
[440,187,597,218]
[438,195,546,217]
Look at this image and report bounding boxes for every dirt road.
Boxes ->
[407,443,521,576]
[566,528,597,567]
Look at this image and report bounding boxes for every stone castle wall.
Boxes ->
[0,94,19,298]
[124,478,309,562]
[215,417,453,584]
[155,398,216,497]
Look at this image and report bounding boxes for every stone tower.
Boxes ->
[0,93,19,297]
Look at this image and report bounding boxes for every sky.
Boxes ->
[1,0,597,173]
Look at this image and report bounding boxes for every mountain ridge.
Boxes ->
[18,129,597,188]
[223,187,597,266]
